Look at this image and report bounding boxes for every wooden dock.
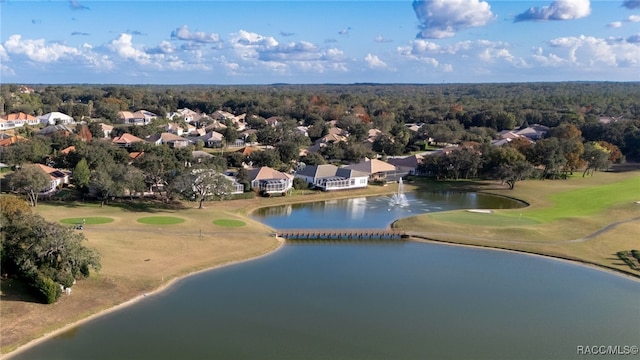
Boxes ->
[275,228,407,240]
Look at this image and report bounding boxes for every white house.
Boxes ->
[118,110,157,126]
[147,132,191,148]
[295,164,368,191]
[247,166,294,195]
[38,112,74,125]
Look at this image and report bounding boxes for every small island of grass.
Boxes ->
[60,217,114,225]
[213,219,246,227]
[136,216,185,225]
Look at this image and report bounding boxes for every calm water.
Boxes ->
[12,192,640,360]
[250,191,525,229]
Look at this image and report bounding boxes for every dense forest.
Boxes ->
[2,82,638,124]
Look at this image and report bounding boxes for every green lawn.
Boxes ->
[213,219,246,227]
[395,171,640,276]
[429,211,540,226]
[60,217,114,225]
[136,216,185,225]
[522,176,640,222]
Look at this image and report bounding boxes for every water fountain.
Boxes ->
[388,178,409,207]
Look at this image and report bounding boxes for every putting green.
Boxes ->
[213,219,246,227]
[137,216,185,225]
[60,217,114,225]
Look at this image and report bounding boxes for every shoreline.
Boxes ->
[2,237,285,360]
[4,231,639,359]
[409,236,640,282]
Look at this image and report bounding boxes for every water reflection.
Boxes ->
[252,191,525,230]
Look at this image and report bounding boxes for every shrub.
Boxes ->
[293,178,308,190]
[230,192,255,200]
[32,273,62,304]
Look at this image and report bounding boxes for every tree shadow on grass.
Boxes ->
[108,200,187,213]
[38,199,187,213]
[0,278,42,304]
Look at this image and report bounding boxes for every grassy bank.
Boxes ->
[394,171,640,277]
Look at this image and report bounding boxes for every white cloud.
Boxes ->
[4,34,81,62]
[627,15,640,22]
[233,30,278,47]
[147,41,175,54]
[514,0,591,22]
[364,53,387,69]
[0,44,14,76]
[398,38,527,72]
[107,33,152,65]
[0,44,8,62]
[374,35,393,43]
[259,41,320,62]
[227,30,348,75]
[607,21,622,28]
[413,0,495,39]
[2,34,112,71]
[171,25,221,44]
[540,34,640,67]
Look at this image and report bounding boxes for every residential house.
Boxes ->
[129,151,144,162]
[191,131,224,148]
[36,124,74,137]
[147,132,191,148]
[387,154,424,175]
[98,123,114,138]
[405,123,423,132]
[240,129,258,144]
[515,124,549,141]
[343,158,404,182]
[236,146,262,157]
[223,174,245,194]
[185,124,199,136]
[326,125,346,136]
[211,110,247,130]
[191,150,214,161]
[35,164,71,193]
[295,126,309,137]
[164,123,184,136]
[295,164,368,191]
[1,112,40,128]
[0,135,28,147]
[112,133,145,148]
[265,116,280,127]
[362,128,383,149]
[204,120,227,132]
[211,110,236,121]
[38,111,74,125]
[247,166,294,195]
[60,146,76,155]
[167,108,200,123]
[118,110,157,126]
[306,132,348,153]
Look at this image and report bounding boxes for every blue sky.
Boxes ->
[1,0,639,84]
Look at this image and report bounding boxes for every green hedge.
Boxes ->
[32,273,62,304]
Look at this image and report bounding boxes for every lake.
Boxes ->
[11,192,640,360]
